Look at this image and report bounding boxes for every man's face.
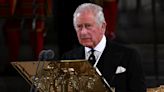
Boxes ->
[74,12,106,48]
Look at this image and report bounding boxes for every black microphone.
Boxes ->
[38,49,55,61]
[38,50,47,61]
[44,49,55,60]
[30,49,55,92]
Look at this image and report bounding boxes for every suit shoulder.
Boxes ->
[65,46,83,54]
[61,46,84,60]
[108,40,139,53]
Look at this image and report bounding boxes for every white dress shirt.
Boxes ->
[84,36,111,88]
[85,35,106,68]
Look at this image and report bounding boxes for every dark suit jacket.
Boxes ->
[61,39,146,92]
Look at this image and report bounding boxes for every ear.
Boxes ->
[102,22,107,33]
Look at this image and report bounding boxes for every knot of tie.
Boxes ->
[88,48,96,65]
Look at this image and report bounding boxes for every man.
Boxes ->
[62,3,146,92]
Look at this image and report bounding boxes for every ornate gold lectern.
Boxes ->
[11,60,113,92]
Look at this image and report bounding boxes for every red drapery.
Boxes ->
[103,0,118,40]
[1,0,52,61]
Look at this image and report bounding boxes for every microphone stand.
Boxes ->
[29,51,47,92]
[29,49,55,92]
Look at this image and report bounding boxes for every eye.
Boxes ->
[85,24,92,29]
[76,24,82,31]
[77,25,82,28]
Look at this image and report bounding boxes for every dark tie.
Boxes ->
[88,48,96,65]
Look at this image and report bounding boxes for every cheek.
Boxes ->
[92,32,103,41]
[93,32,100,38]
[76,33,80,38]
[76,33,83,41]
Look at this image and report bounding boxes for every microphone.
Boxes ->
[45,49,55,60]
[38,50,47,61]
[30,49,55,92]
[38,49,55,61]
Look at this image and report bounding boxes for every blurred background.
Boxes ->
[0,0,164,91]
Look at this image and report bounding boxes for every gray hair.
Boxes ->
[73,3,105,27]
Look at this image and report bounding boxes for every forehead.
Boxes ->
[75,12,95,24]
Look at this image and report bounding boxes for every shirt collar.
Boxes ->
[85,35,106,53]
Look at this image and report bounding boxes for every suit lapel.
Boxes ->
[97,39,123,85]
[76,41,123,85]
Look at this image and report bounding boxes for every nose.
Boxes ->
[81,26,88,33]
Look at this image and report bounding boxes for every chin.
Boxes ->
[80,41,93,47]
[81,43,93,48]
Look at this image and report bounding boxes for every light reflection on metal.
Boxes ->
[32,60,111,92]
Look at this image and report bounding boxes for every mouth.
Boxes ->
[80,36,91,39]
[80,38,91,41]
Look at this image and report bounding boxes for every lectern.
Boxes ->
[11,60,114,92]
